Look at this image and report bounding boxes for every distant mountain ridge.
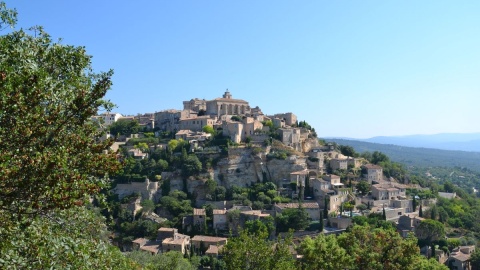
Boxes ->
[332,133,480,152]
[325,138,480,172]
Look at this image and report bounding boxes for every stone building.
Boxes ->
[272,112,297,126]
[364,164,383,183]
[191,235,228,251]
[94,112,123,127]
[221,117,263,143]
[371,183,407,201]
[213,209,228,230]
[279,128,301,148]
[154,109,187,133]
[183,98,207,114]
[330,158,348,170]
[274,202,320,221]
[179,115,217,132]
[204,90,251,117]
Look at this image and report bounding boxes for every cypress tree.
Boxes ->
[412,196,417,212]
[323,198,329,217]
[419,205,423,217]
[319,212,324,232]
[382,206,387,220]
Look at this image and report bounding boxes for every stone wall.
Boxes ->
[114,179,160,201]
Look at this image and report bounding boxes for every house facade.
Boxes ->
[364,164,383,183]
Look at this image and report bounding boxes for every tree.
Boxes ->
[182,154,202,177]
[126,250,198,270]
[338,145,358,158]
[298,234,353,270]
[337,225,446,270]
[109,119,140,136]
[0,3,119,221]
[202,125,215,135]
[419,204,423,217]
[276,207,310,232]
[222,230,296,270]
[371,151,389,164]
[415,219,446,248]
[470,248,480,270]
[323,198,329,217]
[319,212,324,232]
[0,207,135,269]
[356,181,371,196]
[412,196,418,212]
[140,199,155,213]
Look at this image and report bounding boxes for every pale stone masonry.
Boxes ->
[364,164,383,183]
[274,202,320,220]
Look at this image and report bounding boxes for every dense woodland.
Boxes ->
[1,3,480,269]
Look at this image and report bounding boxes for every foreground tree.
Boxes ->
[336,225,447,270]
[222,230,296,270]
[298,234,353,270]
[0,3,127,268]
[0,9,119,220]
[0,207,134,269]
[415,219,446,248]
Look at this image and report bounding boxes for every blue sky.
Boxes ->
[7,1,480,138]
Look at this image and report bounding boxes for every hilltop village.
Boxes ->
[95,91,474,269]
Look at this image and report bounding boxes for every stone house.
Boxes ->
[371,183,407,201]
[193,208,206,230]
[346,157,363,168]
[329,158,348,170]
[279,128,301,149]
[328,216,352,229]
[322,174,341,186]
[162,237,189,254]
[221,117,263,143]
[127,148,148,160]
[132,238,161,255]
[290,170,308,189]
[240,210,271,222]
[447,246,475,270]
[274,202,320,221]
[157,227,191,255]
[328,190,351,213]
[175,130,212,142]
[183,98,207,114]
[191,235,228,252]
[134,113,155,129]
[363,164,383,183]
[272,118,285,128]
[154,109,187,133]
[272,112,297,126]
[179,115,216,132]
[213,209,228,230]
[397,214,425,238]
[205,244,223,258]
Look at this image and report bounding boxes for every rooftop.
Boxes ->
[213,209,227,215]
[275,202,319,209]
[192,235,228,243]
[364,164,383,170]
[193,208,206,215]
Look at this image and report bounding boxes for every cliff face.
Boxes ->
[212,147,307,189]
[114,140,318,200]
